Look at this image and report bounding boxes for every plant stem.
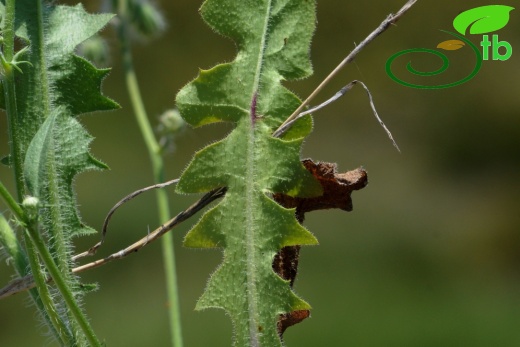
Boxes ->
[2,1,71,344]
[25,221,101,347]
[34,0,51,118]
[2,0,25,200]
[0,180,24,220]
[0,214,66,344]
[30,1,96,343]
[0,214,26,274]
[117,2,183,346]
[23,230,75,347]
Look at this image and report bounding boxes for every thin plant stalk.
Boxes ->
[0,214,67,345]
[116,2,183,346]
[24,221,101,347]
[2,0,24,200]
[23,228,75,347]
[0,180,24,219]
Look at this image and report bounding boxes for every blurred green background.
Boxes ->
[1,0,520,346]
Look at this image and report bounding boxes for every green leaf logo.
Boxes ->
[453,5,515,35]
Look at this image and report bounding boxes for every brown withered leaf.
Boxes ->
[274,159,368,219]
[277,309,310,335]
[273,159,368,335]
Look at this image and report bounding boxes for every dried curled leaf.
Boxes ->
[273,159,368,334]
[273,159,368,218]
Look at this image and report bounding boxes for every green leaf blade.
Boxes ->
[177,0,321,341]
[52,55,119,115]
[24,109,107,239]
[44,5,114,58]
[11,1,115,241]
[177,1,321,332]
[186,187,317,346]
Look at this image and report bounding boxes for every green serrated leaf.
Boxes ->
[176,1,320,346]
[1,2,116,344]
[5,2,115,239]
[24,109,107,238]
[0,3,119,116]
[53,55,119,115]
[453,5,515,35]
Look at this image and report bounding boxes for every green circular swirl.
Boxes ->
[405,49,449,76]
[386,31,482,89]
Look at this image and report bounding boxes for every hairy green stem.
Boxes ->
[31,1,96,343]
[117,2,183,346]
[23,229,75,347]
[25,221,101,347]
[0,214,65,344]
[2,1,69,344]
[34,0,51,117]
[2,0,24,200]
[0,180,24,220]
[0,214,26,273]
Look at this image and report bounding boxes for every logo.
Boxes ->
[386,5,515,89]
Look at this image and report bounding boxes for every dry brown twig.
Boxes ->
[0,186,227,299]
[274,0,418,134]
[0,0,418,300]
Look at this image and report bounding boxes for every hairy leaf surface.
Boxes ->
[24,109,108,238]
[0,3,117,340]
[176,1,321,346]
[0,3,117,240]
